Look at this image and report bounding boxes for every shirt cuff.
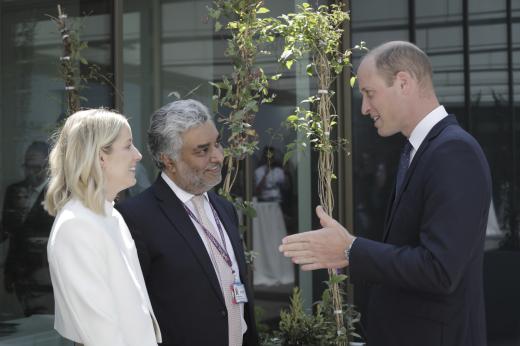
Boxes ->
[345,236,357,264]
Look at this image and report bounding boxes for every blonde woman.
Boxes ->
[44,109,161,346]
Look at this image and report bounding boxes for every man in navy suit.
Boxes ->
[117,99,258,346]
[279,41,491,346]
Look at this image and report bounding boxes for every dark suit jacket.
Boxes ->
[116,176,258,346]
[350,115,491,346]
[2,181,53,236]
[3,181,55,315]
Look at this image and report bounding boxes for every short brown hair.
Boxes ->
[365,41,433,88]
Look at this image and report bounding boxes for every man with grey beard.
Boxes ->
[117,99,258,346]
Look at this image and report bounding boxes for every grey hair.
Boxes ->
[148,99,213,169]
[365,41,433,88]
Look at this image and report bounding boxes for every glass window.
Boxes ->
[249,0,299,321]
[350,0,409,336]
[416,5,464,106]
[469,1,506,17]
[122,0,157,174]
[416,0,462,19]
[350,0,409,243]
[468,3,510,251]
[351,0,408,50]
[469,2,520,345]
[0,0,112,343]
[512,7,519,241]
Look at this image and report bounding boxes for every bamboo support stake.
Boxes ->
[55,5,80,114]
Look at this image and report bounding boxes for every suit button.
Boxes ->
[220,310,227,318]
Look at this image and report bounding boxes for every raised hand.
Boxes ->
[278,206,354,271]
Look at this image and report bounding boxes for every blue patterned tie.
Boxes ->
[395,141,413,199]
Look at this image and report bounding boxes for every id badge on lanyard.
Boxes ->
[231,280,248,304]
[184,201,248,305]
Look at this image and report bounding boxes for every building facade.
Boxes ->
[0,0,518,344]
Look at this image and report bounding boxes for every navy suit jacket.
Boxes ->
[116,176,258,346]
[350,115,491,346]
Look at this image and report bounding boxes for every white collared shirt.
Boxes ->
[26,179,47,213]
[408,105,449,162]
[160,172,247,335]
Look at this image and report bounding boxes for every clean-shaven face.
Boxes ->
[24,151,47,187]
[101,125,142,198]
[357,58,405,137]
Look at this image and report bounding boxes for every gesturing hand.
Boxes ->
[278,206,354,271]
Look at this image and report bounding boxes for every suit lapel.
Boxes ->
[152,177,225,305]
[383,187,396,233]
[383,115,458,242]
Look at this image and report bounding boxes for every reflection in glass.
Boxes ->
[0,1,111,344]
[351,0,409,242]
[469,4,520,346]
[469,8,510,251]
[0,3,70,332]
[350,1,409,338]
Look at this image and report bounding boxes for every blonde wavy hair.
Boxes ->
[44,109,129,216]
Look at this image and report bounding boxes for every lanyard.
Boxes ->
[183,201,234,272]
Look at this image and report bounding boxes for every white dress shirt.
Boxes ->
[25,179,47,216]
[47,198,161,346]
[161,172,247,335]
[408,105,449,162]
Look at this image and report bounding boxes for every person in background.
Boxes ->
[254,146,287,202]
[44,109,161,346]
[2,141,55,316]
[280,41,491,346]
[116,99,258,346]
[2,141,50,236]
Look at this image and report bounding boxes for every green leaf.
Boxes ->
[283,150,293,166]
[285,59,294,70]
[327,273,348,285]
[287,115,299,122]
[210,9,221,19]
[271,73,282,81]
[243,204,257,218]
[280,49,293,61]
[214,21,222,32]
[208,81,221,90]
[306,63,313,76]
[211,97,219,113]
[349,76,357,87]
[227,21,238,29]
[257,7,270,14]
[167,91,181,99]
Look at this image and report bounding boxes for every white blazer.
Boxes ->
[47,199,161,346]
